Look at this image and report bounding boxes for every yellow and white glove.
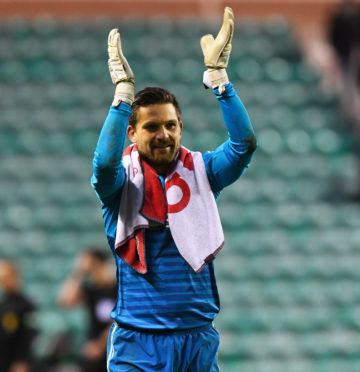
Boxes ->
[200,7,234,93]
[108,28,135,107]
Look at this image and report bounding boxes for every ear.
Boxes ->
[179,121,183,135]
[127,125,137,143]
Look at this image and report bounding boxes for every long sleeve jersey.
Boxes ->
[91,83,256,330]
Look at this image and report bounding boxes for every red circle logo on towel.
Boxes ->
[165,172,191,213]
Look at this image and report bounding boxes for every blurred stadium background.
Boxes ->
[1,0,360,371]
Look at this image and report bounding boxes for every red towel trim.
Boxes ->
[115,229,147,274]
[141,160,167,223]
[178,147,194,171]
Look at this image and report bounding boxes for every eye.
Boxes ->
[145,123,158,132]
[166,122,177,130]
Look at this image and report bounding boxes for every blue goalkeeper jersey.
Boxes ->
[91,83,256,330]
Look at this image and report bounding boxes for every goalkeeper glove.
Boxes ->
[200,6,234,93]
[108,28,135,106]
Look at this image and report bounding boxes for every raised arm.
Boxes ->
[201,7,257,195]
[200,7,256,196]
[91,29,135,202]
[205,83,256,195]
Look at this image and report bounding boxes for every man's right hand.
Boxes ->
[108,28,135,107]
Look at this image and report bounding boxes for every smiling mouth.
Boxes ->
[153,145,171,151]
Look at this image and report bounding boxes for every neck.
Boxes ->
[152,164,170,175]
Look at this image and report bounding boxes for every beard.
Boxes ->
[139,141,181,172]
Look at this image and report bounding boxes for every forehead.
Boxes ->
[136,103,179,124]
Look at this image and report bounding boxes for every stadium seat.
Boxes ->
[5,204,34,230]
[280,82,308,107]
[264,57,293,83]
[294,62,320,84]
[59,60,87,82]
[257,128,285,155]
[312,128,343,155]
[284,129,312,154]
[0,60,29,83]
[0,229,18,258]
[235,57,264,82]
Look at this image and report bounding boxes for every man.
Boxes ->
[92,7,256,371]
[0,260,36,372]
[58,248,117,372]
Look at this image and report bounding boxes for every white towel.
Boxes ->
[115,144,224,274]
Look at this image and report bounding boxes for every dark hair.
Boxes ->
[85,247,109,263]
[128,87,181,128]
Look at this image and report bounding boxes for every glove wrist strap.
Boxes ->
[112,82,134,107]
[203,69,229,94]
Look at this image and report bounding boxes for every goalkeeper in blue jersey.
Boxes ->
[91,7,256,372]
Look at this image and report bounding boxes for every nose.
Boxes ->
[156,126,170,141]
